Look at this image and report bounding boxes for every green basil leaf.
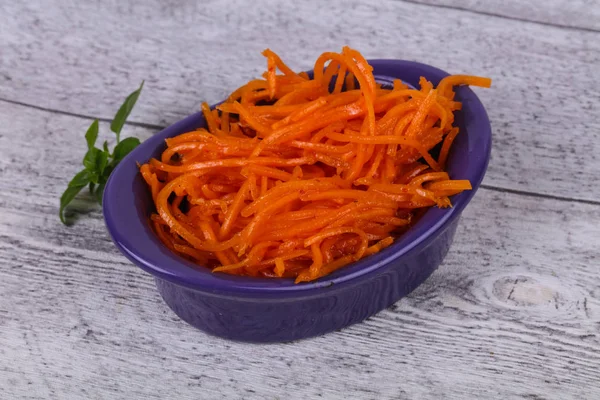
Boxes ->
[83,148,109,183]
[60,170,90,224]
[95,183,106,205]
[62,80,146,226]
[97,150,109,175]
[112,137,141,163]
[83,148,101,172]
[85,120,99,149]
[68,169,91,188]
[101,164,115,181]
[110,81,144,142]
[60,186,85,224]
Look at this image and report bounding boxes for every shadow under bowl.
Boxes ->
[103,59,491,343]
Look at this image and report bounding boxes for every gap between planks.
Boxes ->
[2,96,599,208]
[479,185,600,207]
[396,0,600,34]
[0,97,164,131]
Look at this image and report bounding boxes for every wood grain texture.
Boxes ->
[1,1,600,398]
[408,0,600,31]
[1,0,599,201]
[1,101,599,399]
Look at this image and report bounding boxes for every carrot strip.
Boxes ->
[345,72,355,91]
[199,221,233,265]
[219,180,250,239]
[333,63,347,94]
[289,141,353,154]
[438,127,460,168]
[271,97,328,130]
[139,46,490,283]
[308,243,324,278]
[437,75,492,98]
[262,49,303,80]
[274,257,286,277]
[201,103,219,133]
[265,54,277,100]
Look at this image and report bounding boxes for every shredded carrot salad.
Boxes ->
[140,46,491,283]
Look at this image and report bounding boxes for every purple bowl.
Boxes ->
[103,60,491,342]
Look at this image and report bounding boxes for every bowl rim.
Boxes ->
[103,59,491,297]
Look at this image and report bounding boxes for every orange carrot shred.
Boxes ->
[140,46,490,283]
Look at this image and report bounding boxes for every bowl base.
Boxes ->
[154,218,460,343]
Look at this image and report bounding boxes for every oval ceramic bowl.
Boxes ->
[103,60,491,343]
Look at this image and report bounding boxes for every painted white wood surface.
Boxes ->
[1,0,599,201]
[0,1,599,399]
[412,0,600,31]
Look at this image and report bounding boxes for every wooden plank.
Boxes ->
[1,1,599,201]
[0,103,599,399]
[408,0,600,31]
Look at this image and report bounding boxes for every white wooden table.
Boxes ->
[1,1,599,399]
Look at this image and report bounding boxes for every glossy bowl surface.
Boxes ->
[103,60,491,342]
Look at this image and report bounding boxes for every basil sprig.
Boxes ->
[59,81,144,224]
